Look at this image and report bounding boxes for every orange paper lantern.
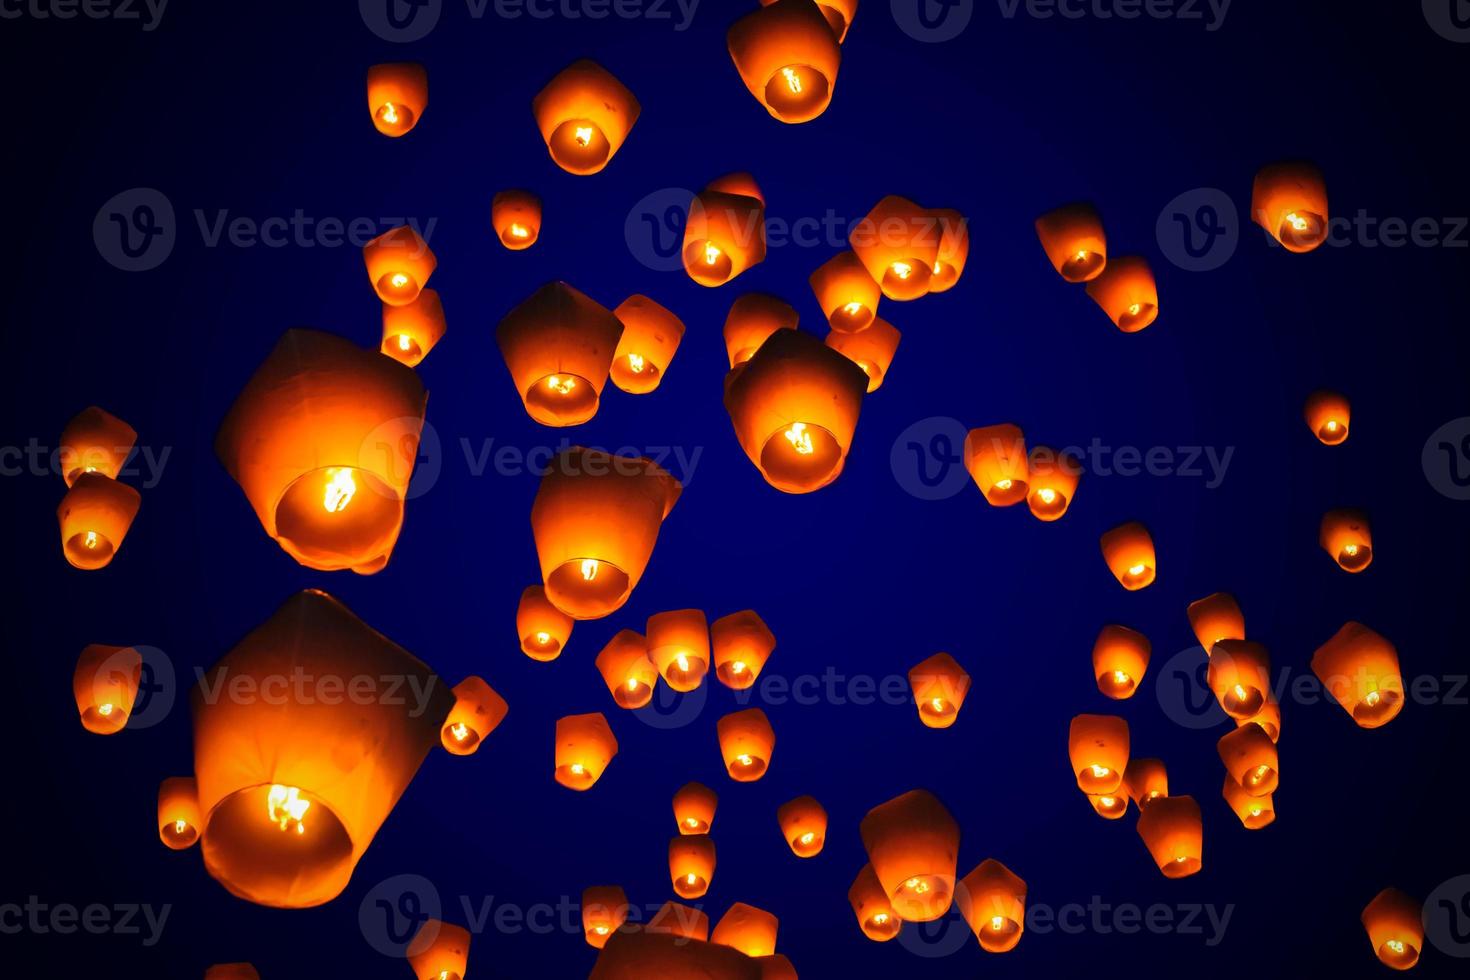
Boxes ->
[492,189,542,250]
[1088,792,1130,820]
[728,0,842,123]
[1304,389,1350,445]
[809,250,880,333]
[590,930,759,980]
[1217,722,1278,796]
[1361,887,1422,971]
[670,834,717,898]
[1100,521,1156,590]
[929,208,970,293]
[595,630,658,709]
[1068,714,1129,794]
[1222,773,1275,830]
[647,608,711,692]
[755,955,797,979]
[848,863,901,941]
[1035,202,1107,282]
[532,59,640,175]
[685,174,767,287]
[496,281,624,427]
[582,885,630,948]
[441,676,509,755]
[381,288,446,367]
[1136,795,1202,878]
[713,903,779,958]
[963,424,1028,506]
[958,859,1026,953]
[517,584,575,661]
[1311,622,1405,729]
[1025,446,1081,521]
[1187,592,1245,653]
[859,790,960,923]
[724,293,798,368]
[1124,758,1169,807]
[1207,640,1273,719]
[59,405,136,485]
[366,62,427,137]
[611,295,685,394]
[554,712,618,790]
[1320,508,1373,573]
[57,472,140,570]
[1239,696,1282,743]
[762,0,857,42]
[73,643,141,734]
[1252,160,1328,253]
[850,196,940,300]
[825,317,900,393]
[363,225,436,306]
[777,795,827,857]
[406,920,470,980]
[1086,255,1158,332]
[674,781,719,835]
[717,708,776,782]
[648,901,711,941]
[158,776,202,850]
[1092,625,1151,700]
[711,610,776,690]
[907,652,970,729]
[205,966,260,980]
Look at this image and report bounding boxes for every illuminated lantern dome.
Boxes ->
[963,424,1028,506]
[532,59,640,175]
[1207,640,1273,719]
[1124,758,1168,808]
[724,293,798,368]
[685,173,767,287]
[712,610,776,690]
[407,920,469,980]
[958,859,1026,953]
[530,446,682,619]
[649,900,711,941]
[611,295,685,395]
[762,0,857,41]
[850,196,940,300]
[496,281,624,427]
[713,903,779,958]
[1136,795,1202,878]
[849,864,901,942]
[724,327,868,494]
[826,317,900,393]
[1223,773,1275,830]
[907,652,970,729]
[215,329,427,575]
[648,608,711,692]
[1026,446,1081,521]
[728,0,841,123]
[59,405,136,485]
[380,288,446,367]
[859,789,960,923]
[57,472,140,570]
[1086,256,1158,332]
[1068,714,1129,794]
[1035,202,1107,282]
[1187,591,1245,653]
[366,62,426,137]
[1311,622,1404,729]
[1361,887,1422,971]
[555,712,618,790]
[1240,697,1282,743]
[441,677,508,756]
[1320,508,1373,573]
[1252,160,1329,253]
[718,708,776,781]
[190,590,454,908]
[1218,722,1278,796]
[158,776,202,849]
[1092,625,1151,700]
[582,885,630,948]
[595,630,658,709]
[670,834,717,898]
[929,208,969,293]
[73,644,141,734]
[492,189,542,250]
[517,584,575,661]
[1100,521,1156,590]
[1304,389,1351,445]
[590,930,760,980]
[674,781,719,835]
[205,966,260,980]
[809,250,880,333]
[777,795,827,857]
[363,225,436,306]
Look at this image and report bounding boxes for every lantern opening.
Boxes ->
[879,259,932,300]
[729,752,767,780]
[273,467,400,567]
[865,911,899,940]
[1223,683,1265,718]
[894,875,951,922]
[1091,794,1129,819]
[82,700,127,732]
[546,558,631,621]
[1337,541,1373,572]
[65,528,117,569]
[201,783,353,904]
[525,372,601,426]
[763,64,831,122]
[373,101,415,136]
[610,352,661,391]
[442,721,481,753]
[758,421,843,492]
[1278,209,1327,251]
[1099,670,1136,699]
[1354,686,1402,727]
[1377,938,1419,969]
[1064,249,1105,281]
[673,874,708,899]
[1117,301,1157,333]
[548,118,611,173]
[375,269,422,304]
[162,818,199,848]
[684,239,736,286]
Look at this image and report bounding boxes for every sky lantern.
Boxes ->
[73,644,141,734]
[754,955,797,979]
[1035,202,1106,282]
[1100,521,1157,590]
[1304,389,1350,444]
[582,885,630,948]
[712,610,776,689]
[366,62,427,137]
[532,59,640,175]
[496,281,624,427]
[670,835,717,898]
[907,652,970,729]
[1124,758,1168,808]
[517,584,575,661]
[777,795,827,857]
[929,208,969,292]
[1092,625,1151,700]
[761,0,857,41]
[1187,592,1245,653]
[685,173,767,287]
[57,472,140,570]
[158,777,202,850]
[728,0,841,123]
[718,708,776,781]
[1086,255,1158,332]
[810,250,880,333]
[611,295,685,394]
[850,196,940,300]
[1252,160,1329,253]
[492,189,542,250]
[848,864,901,941]
[958,859,1026,953]
[206,967,259,980]
[1361,888,1422,971]
[595,630,658,709]
[1068,714,1129,795]
[1218,722,1279,796]
[1088,792,1129,820]
[1136,795,1202,878]
[406,920,470,980]
[649,900,711,941]
[859,790,960,923]
[590,930,759,980]
[674,781,719,834]
[190,590,453,908]
[363,225,436,306]
[1222,773,1275,830]
[531,446,682,619]
[825,317,900,393]
[1320,508,1373,573]
[380,288,446,367]
[647,608,711,692]
[723,327,868,494]
[59,405,136,486]
[555,712,618,790]
[1311,622,1404,729]
[215,329,426,575]
[963,423,1028,506]
[713,903,779,958]
[1207,640,1273,719]
[1025,446,1081,521]
[441,677,508,756]
[1239,697,1282,743]
[724,293,798,368]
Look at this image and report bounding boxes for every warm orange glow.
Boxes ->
[717,708,775,781]
[157,776,202,850]
[1217,723,1278,796]
[711,610,775,689]
[491,188,543,250]
[723,293,798,368]
[1361,888,1422,970]
[1304,389,1351,444]
[1086,255,1158,332]
[850,196,940,300]
[1100,521,1156,590]
[669,835,716,899]
[1124,758,1168,808]
[407,919,470,980]
[363,225,436,306]
[367,62,427,137]
[74,644,141,735]
[266,784,311,835]
[554,712,618,790]
[1092,625,1151,700]
[684,174,767,287]
[777,795,827,857]
[1136,795,1202,878]
[849,864,902,942]
[1187,592,1245,654]
[810,250,881,333]
[1025,446,1082,521]
[1069,714,1129,794]
[825,316,901,393]
[964,424,1029,506]
[441,676,508,756]
[57,472,141,570]
[1207,640,1273,720]
[516,584,575,661]
[647,609,710,692]
[1252,160,1328,252]
[1311,622,1405,728]
[610,295,685,395]
[860,790,959,923]
[582,885,629,949]
[908,652,970,729]
[533,60,639,175]
[1320,508,1374,573]
[595,630,658,709]
[711,902,780,959]
[728,0,841,123]
[1035,202,1107,282]
[60,406,136,486]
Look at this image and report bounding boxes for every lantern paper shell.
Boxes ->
[60,405,136,485]
[532,59,640,175]
[1223,773,1275,830]
[492,189,542,250]
[724,293,798,368]
[685,175,767,287]
[57,472,140,570]
[1068,714,1129,794]
[724,327,868,494]
[363,225,436,306]
[190,590,454,908]
[777,795,827,857]
[712,610,776,690]
[1092,625,1151,700]
[611,295,685,394]
[647,608,711,692]
[517,584,575,661]
[670,834,717,898]
[590,930,760,980]
[366,62,427,137]
[1252,160,1329,253]
[713,903,779,958]
[1218,723,1278,796]
[1321,508,1373,573]
[1187,592,1245,653]
[530,446,682,620]
[1100,521,1156,590]
[849,863,901,941]
[850,196,940,300]
[73,643,141,734]
[441,676,508,755]
[1207,640,1273,719]
[648,901,711,942]
[1304,389,1351,445]
[674,781,719,835]
[1035,202,1107,282]
[825,317,900,393]
[930,208,970,293]
[1026,446,1081,521]
[1124,758,1169,808]
[1137,795,1202,877]
[810,250,880,333]
[1311,622,1405,729]
[859,790,960,923]
[407,920,470,980]
[205,966,260,980]
[958,859,1026,953]
[582,885,630,948]
[214,329,426,575]
[596,630,658,709]
[158,776,202,850]
[908,652,970,729]
[1240,696,1282,743]
[1088,792,1130,820]
[755,955,797,979]
[1086,255,1158,332]
[381,288,446,367]
[964,424,1029,506]
[762,0,857,42]
[496,281,624,427]
[728,0,841,123]
[718,708,776,781]
[555,712,618,790]
[1361,887,1423,971]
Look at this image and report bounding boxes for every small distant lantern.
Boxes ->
[1320,508,1373,573]
[530,446,682,619]
[158,776,201,849]
[441,677,509,755]
[777,795,827,857]
[59,405,136,485]
[1124,758,1169,807]
[1086,256,1158,332]
[648,901,710,941]
[57,472,140,570]
[555,712,618,790]
[492,189,542,251]
[73,643,141,734]
[958,859,1026,953]
[1239,697,1282,743]
[381,288,446,367]
[582,885,630,948]
[712,903,779,958]
[711,610,776,689]
[1088,793,1129,820]
[1311,622,1404,729]
[825,318,900,393]
[1304,389,1350,445]
[848,864,901,941]
[532,59,640,175]
[407,920,469,980]
[724,327,868,494]
[724,293,799,368]
[1092,625,1151,700]
[1068,714,1129,794]
[1207,640,1273,719]
[1217,722,1278,796]
[1035,202,1107,282]
[1137,795,1202,877]
[929,208,969,293]
[366,62,427,138]
[647,608,711,692]
[595,630,658,709]
[810,251,880,333]
[1187,592,1245,653]
[907,652,970,729]
[1361,887,1422,971]
[859,789,960,923]
[670,835,717,899]
[850,196,940,300]
[963,424,1028,506]
[206,966,260,980]
[728,0,841,123]
[1222,773,1275,830]
[495,281,624,427]
[1100,521,1156,590]
[517,584,575,661]
[1252,160,1328,253]
[1025,446,1081,521]
[674,781,719,834]
[363,225,436,306]
[717,708,776,781]
[685,173,767,287]
[610,295,685,395]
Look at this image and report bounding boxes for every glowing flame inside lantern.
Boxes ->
[509,223,529,240]
[574,126,594,147]
[842,301,863,316]
[1285,212,1309,232]
[991,916,1006,931]
[873,913,890,925]
[1112,670,1130,685]
[174,819,188,834]
[580,559,599,581]
[322,468,357,513]
[1090,764,1111,779]
[675,652,691,673]
[890,262,913,280]
[1127,563,1146,577]
[785,423,815,455]
[627,353,645,373]
[1387,940,1405,955]
[381,103,399,125]
[736,754,754,767]
[781,67,803,94]
[1038,488,1057,504]
[905,877,929,894]
[570,763,586,776]
[266,784,310,835]
[97,702,114,717]
[1233,684,1249,702]
[799,832,815,845]
[396,334,413,352]
[450,722,471,742]
[731,661,747,676]
[704,243,723,266]
[1127,303,1142,317]
[390,273,409,289]
[547,375,578,395]
[84,530,99,549]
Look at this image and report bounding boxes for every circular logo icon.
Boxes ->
[94,188,175,272]
[122,644,176,730]
[1156,188,1239,272]
[1423,417,1470,501]
[625,187,692,273]
[896,903,973,959]
[890,416,971,501]
[633,678,708,731]
[360,0,442,43]
[359,418,442,501]
[1425,874,1470,957]
[891,0,974,43]
[1423,0,1470,42]
[359,873,443,957]
[1154,646,1231,730]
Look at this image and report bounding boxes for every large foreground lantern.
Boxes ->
[533,59,640,175]
[648,608,711,692]
[674,781,719,834]
[1218,722,1278,796]
[724,327,868,494]
[1311,622,1404,728]
[1304,389,1351,445]
[590,930,760,980]
[859,790,960,923]
[611,295,685,394]
[441,677,508,755]
[810,251,880,333]
[1124,758,1168,807]
[777,795,827,857]
[407,920,470,980]
[582,885,630,948]
[728,0,842,123]
[1026,446,1081,521]
[850,196,940,300]
[1092,625,1151,700]
[366,62,427,138]
[215,329,426,575]
[555,712,618,790]
[649,901,711,941]
[963,424,1028,506]
[190,590,453,908]
[907,651,970,729]
[59,405,136,485]
[73,644,141,734]
[849,864,901,941]
[725,294,798,368]
[1320,508,1373,573]
[685,173,767,287]
[1086,256,1158,332]
[530,446,682,619]
[1137,795,1202,878]
[718,708,775,781]
[1035,202,1107,282]
[381,288,446,367]
[958,859,1026,953]
[1187,591,1245,652]
[492,189,542,250]
[712,610,776,689]
[713,903,779,957]
[1207,640,1273,719]
[158,776,202,849]
[826,318,900,393]
[57,472,140,570]
[517,584,575,661]
[363,225,436,306]
[1100,521,1157,590]
[496,281,624,427]
[1252,160,1329,253]
[1361,887,1422,971]
[1222,773,1275,830]
[1069,714,1129,794]
[596,630,658,709]
[670,834,717,898]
